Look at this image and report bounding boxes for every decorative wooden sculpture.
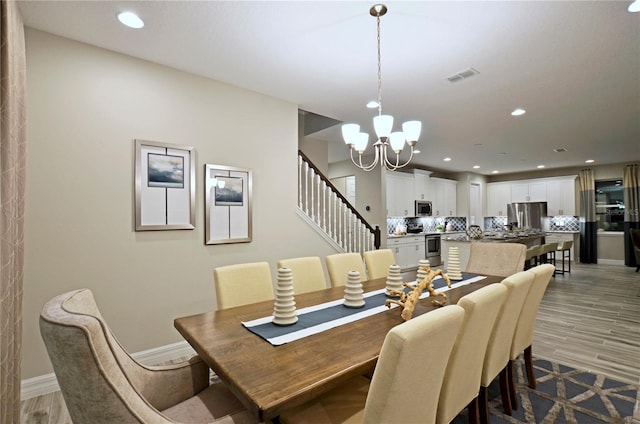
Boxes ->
[385,265,452,321]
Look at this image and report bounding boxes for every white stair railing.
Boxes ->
[298,151,380,254]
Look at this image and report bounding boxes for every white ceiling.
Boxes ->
[18,1,640,175]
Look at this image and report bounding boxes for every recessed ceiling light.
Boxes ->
[629,0,640,12]
[511,108,526,116]
[366,101,379,109]
[537,165,545,169]
[554,148,567,153]
[117,11,144,29]
[443,157,451,162]
[473,165,480,169]
[413,149,421,154]
[585,159,595,163]
[492,170,499,174]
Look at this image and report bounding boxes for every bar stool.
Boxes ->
[540,242,558,270]
[524,245,541,270]
[556,240,573,274]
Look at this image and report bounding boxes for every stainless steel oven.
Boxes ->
[425,234,441,266]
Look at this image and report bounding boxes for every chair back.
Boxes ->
[465,242,527,277]
[325,253,366,287]
[510,264,555,360]
[364,305,465,424]
[214,262,274,309]
[39,289,174,423]
[363,249,396,280]
[436,283,508,424]
[277,256,327,295]
[481,270,535,387]
[558,240,573,250]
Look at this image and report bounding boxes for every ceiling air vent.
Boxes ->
[447,67,480,83]
[554,148,568,153]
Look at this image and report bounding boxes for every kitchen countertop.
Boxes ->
[387,232,456,238]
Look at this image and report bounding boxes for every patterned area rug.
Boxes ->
[488,357,640,423]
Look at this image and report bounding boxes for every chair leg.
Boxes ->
[508,359,519,411]
[467,396,479,424]
[499,367,512,415]
[479,386,489,424]
[525,345,536,389]
[567,250,571,273]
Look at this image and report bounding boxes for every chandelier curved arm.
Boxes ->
[350,145,381,172]
[382,144,415,170]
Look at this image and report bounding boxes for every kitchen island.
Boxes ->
[441,232,544,270]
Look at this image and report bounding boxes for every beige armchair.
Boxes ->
[277,256,328,294]
[479,270,535,423]
[40,289,255,424]
[325,253,367,287]
[214,262,274,309]
[465,242,527,277]
[362,249,396,280]
[436,283,508,424]
[508,264,555,410]
[279,305,466,424]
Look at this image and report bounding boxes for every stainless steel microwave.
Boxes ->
[415,200,432,216]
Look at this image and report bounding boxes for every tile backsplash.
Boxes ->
[387,216,467,234]
[548,216,579,231]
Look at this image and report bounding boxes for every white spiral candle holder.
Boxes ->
[272,267,298,326]
[447,247,463,281]
[343,270,365,308]
[416,259,431,283]
[385,264,403,295]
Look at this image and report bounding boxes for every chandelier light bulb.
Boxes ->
[342,123,360,145]
[402,121,421,143]
[354,133,369,153]
[373,115,394,139]
[389,132,406,152]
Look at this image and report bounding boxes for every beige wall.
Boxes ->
[328,159,386,236]
[23,29,338,379]
[597,233,625,261]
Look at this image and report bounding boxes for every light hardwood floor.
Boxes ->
[20,262,640,423]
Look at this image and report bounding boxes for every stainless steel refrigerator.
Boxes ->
[507,202,547,230]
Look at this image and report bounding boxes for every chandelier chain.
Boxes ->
[376,14,382,117]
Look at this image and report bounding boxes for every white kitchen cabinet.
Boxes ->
[413,170,432,201]
[386,171,414,217]
[431,178,457,216]
[546,178,576,216]
[486,183,511,216]
[387,236,424,271]
[511,181,546,202]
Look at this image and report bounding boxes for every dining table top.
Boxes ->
[174,274,502,422]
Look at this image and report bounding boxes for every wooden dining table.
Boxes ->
[174,274,502,422]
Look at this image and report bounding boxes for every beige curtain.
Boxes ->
[0,1,27,422]
[578,168,597,263]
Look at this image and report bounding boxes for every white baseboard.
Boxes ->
[21,340,195,400]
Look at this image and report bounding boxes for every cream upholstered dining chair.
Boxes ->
[524,245,542,270]
[478,270,535,424]
[362,249,396,280]
[325,252,367,287]
[436,283,508,424]
[465,242,527,277]
[39,289,255,424]
[279,305,466,424]
[214,261,274,309]
[277,256,328,295]
[507,264,555,410]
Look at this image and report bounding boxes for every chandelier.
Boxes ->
[342,4,421,172]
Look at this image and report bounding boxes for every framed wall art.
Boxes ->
[134,139,196,231]
[205,163,252,244]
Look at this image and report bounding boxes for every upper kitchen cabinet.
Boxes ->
[431,177,457,216]
[386,171,415,217]
[486,182,511,216]
[412,169,433,201]
[511,181,546,202]
[546,177,576,216]
[486,176,577,217]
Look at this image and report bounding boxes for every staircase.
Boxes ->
[297,150,380,254]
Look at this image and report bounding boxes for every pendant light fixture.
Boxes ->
[342,4,421,171]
